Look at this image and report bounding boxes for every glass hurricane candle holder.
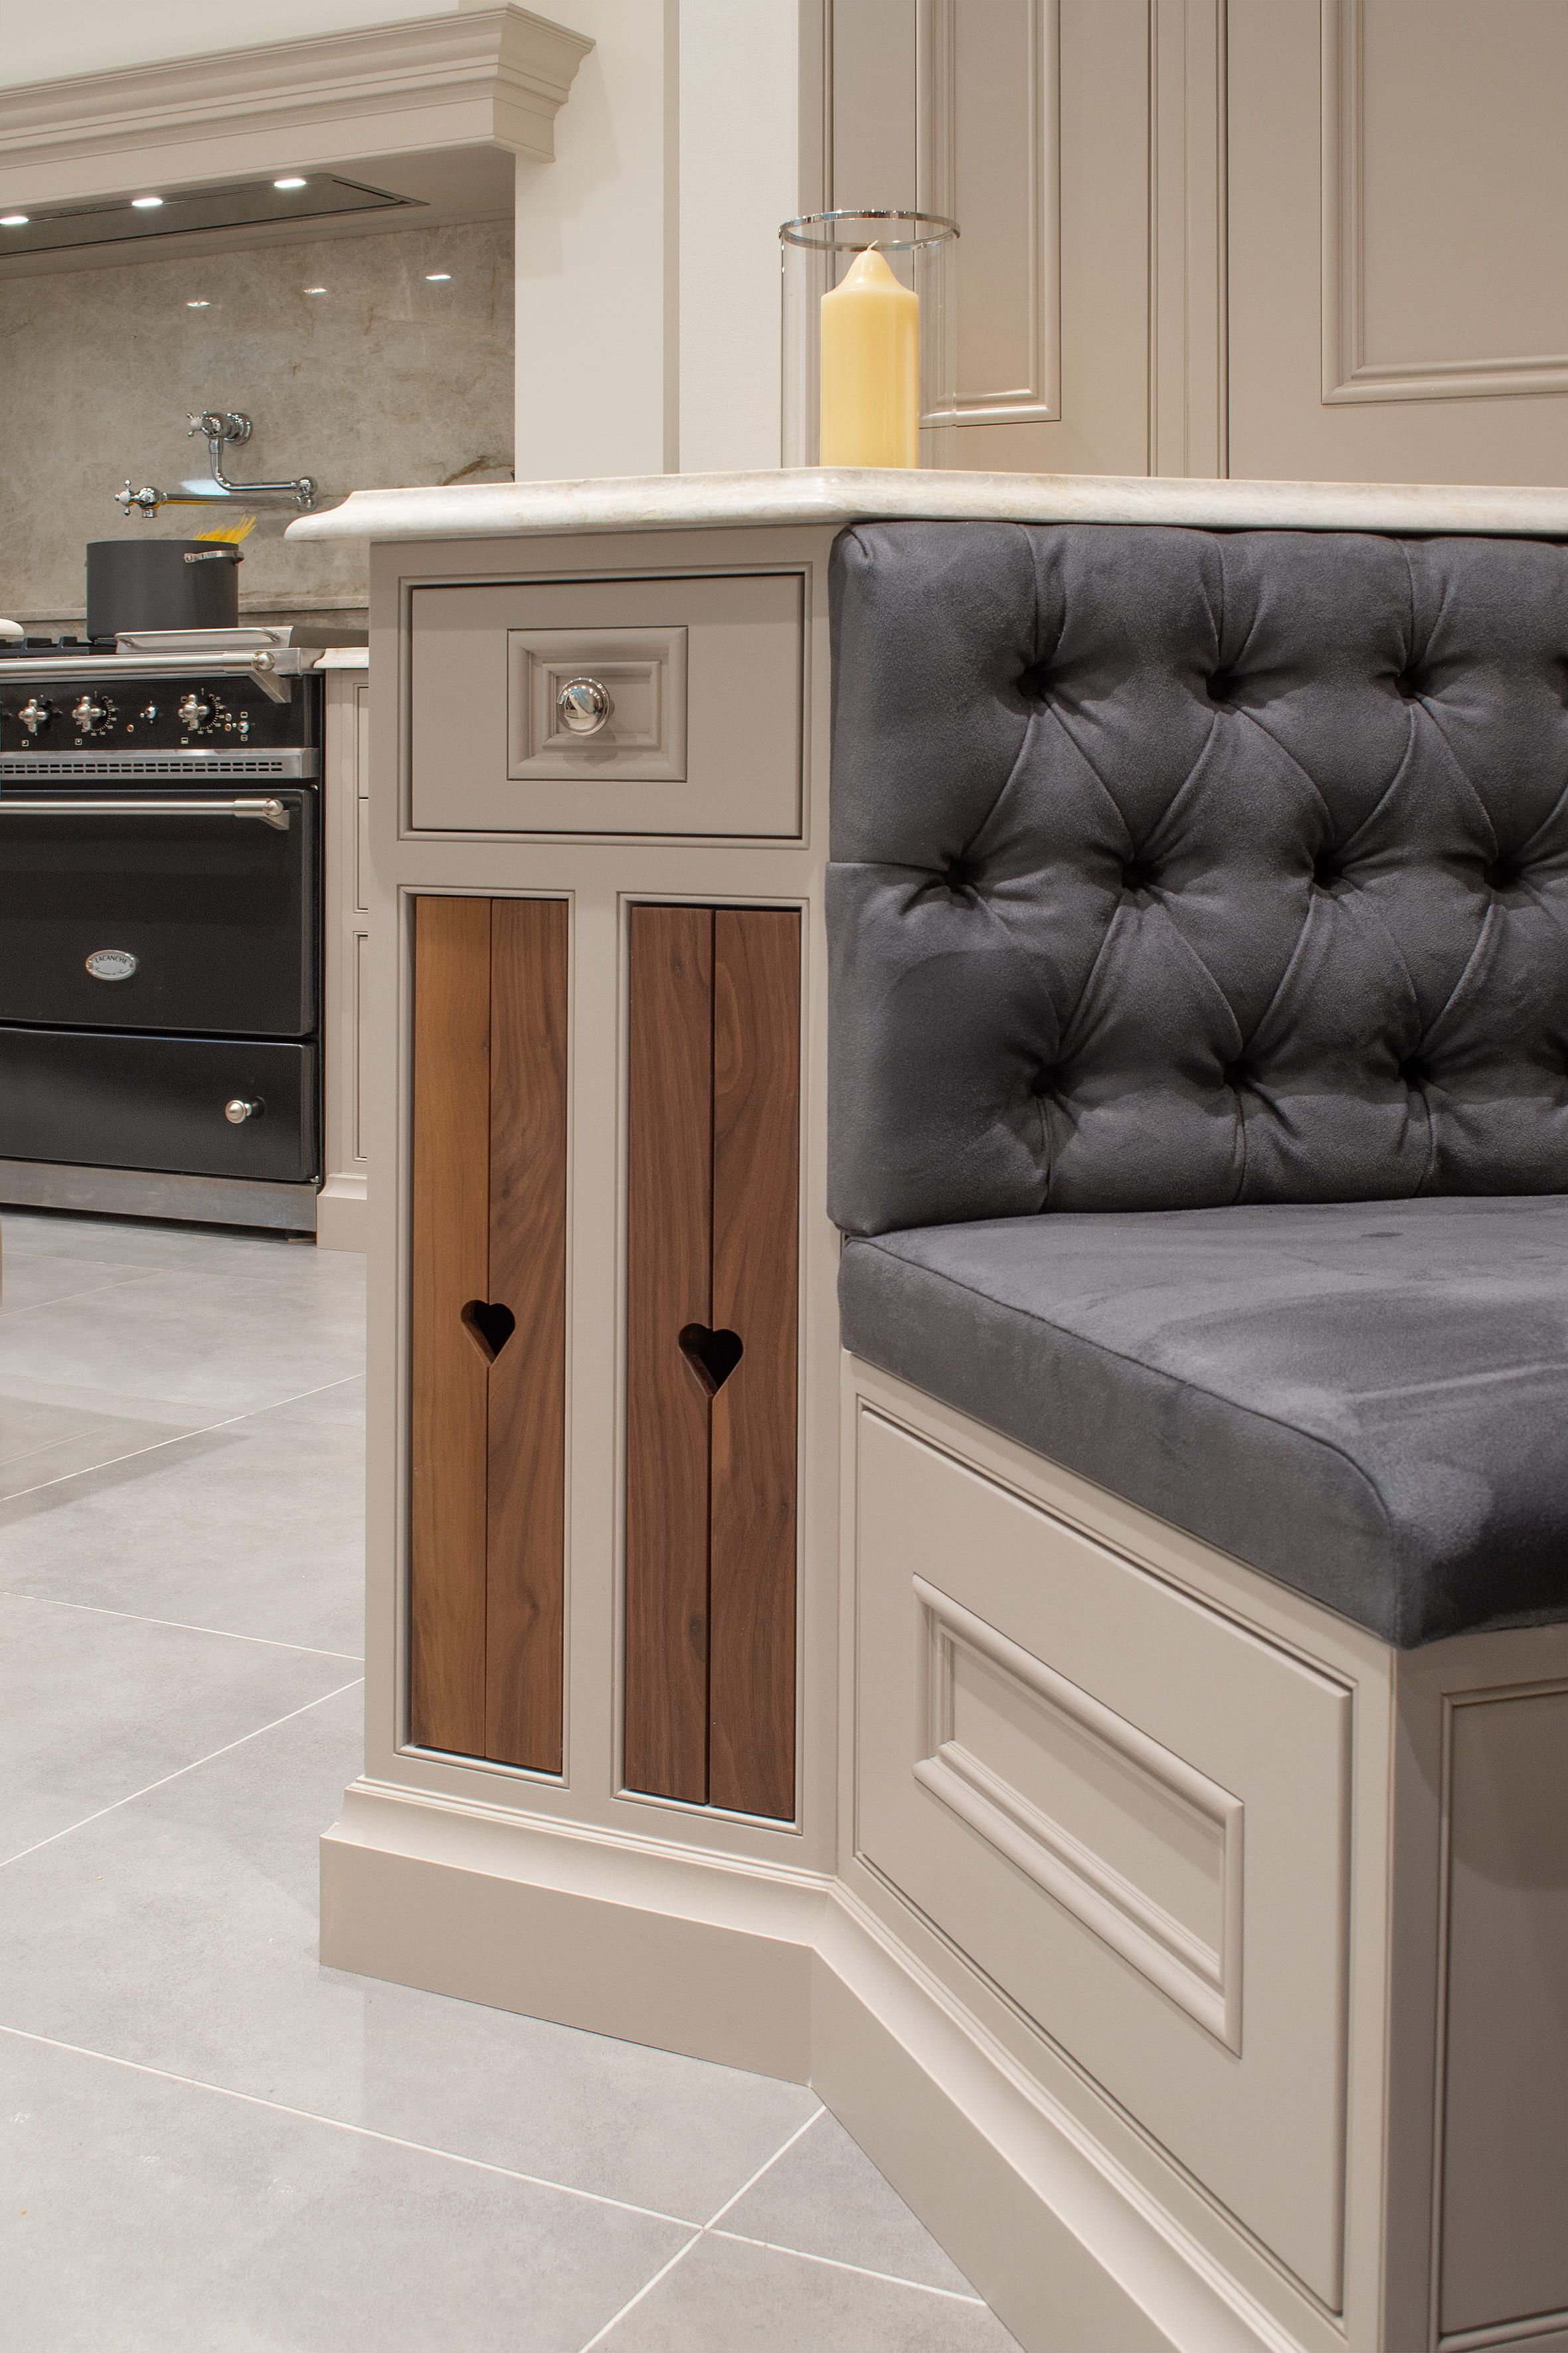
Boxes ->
[780,210,958,469]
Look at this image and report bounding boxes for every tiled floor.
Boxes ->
[0,1206,1022,2352]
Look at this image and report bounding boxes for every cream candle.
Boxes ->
[819,246,920,469]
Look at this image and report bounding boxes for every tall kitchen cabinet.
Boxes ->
[324,519,839,2047]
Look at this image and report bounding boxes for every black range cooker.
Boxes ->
[0,625,359,1231]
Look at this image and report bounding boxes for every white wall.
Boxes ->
[513,0,800,480]
[6,0,804,485]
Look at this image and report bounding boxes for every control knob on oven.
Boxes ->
[17,695,53,737]
[71,693,116,737]
[178,692,215,735]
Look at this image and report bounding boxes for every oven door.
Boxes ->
[0,786,317,1036]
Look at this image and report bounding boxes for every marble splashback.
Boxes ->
[0,218,513,627]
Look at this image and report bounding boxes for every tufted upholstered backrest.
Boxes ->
[827,520,1568,1237]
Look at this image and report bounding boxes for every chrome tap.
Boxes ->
[116,408,316,516]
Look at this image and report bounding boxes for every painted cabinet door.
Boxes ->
[1228,0,1568,485]
[408,895,568,1773]
[826,0,1155,476]
[624,905,802,1822]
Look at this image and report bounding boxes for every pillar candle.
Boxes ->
[819,246,920,468]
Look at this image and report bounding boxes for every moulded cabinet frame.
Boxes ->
[612,889,812,1833]
[354,524,841,1885]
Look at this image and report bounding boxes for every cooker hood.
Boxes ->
[0,171,419,260]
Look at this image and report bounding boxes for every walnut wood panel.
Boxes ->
[624,905,715,1803]
[409,895,492,1756]
[484,898,568,1773]
[708,910,800,1820]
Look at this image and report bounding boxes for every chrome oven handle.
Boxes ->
[0,794,292,830]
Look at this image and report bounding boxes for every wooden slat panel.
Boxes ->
[709,909,800,1820]
[485,898,569,1773]
[410,895,491,1755]
[624,905,715,1802]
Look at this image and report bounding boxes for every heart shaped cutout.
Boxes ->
[460,1298,515,1364]
[678,1322,744,1397]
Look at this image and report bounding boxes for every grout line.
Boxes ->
[702,2103,825,2229]
[0,1371,364,1508]
[573,2231,705,2353]
[0,1677,363,1872]
[0,1268,172,1318]
[708,2227,986,2304]
[0,1589,363,1666]
[0,2025,695,2231]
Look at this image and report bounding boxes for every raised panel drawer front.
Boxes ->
[409,574,803,837]
[853,1407,1353,2311]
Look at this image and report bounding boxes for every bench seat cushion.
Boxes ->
[840,1194,1568,1646]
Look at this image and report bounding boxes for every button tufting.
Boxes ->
[1484,857,1520,892]
[1312,851,1343,888]
[1205,669,1236,705]
[1399,1056,1429,1087]
[1395,666,1425,701]
[1221,1059,1253,1090]
[1017,659,1053,703]
[1121,854,1159,895]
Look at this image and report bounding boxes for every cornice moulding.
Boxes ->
[0,7,593,209]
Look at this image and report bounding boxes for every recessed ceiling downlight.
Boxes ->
[1,215,29,228]
[131,195,164,210]
[426,272,452,282]
[274,177,307,191]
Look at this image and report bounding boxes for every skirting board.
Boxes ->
[315,1170,368,1253]
[321,1782,1298,2353]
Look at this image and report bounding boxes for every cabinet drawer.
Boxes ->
[0,1027,317,1181]
[409,573,803,837]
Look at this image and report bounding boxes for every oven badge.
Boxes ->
[85,949,138,982]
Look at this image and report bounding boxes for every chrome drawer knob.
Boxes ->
[224,1097,262,1124]
[556,676,614,737]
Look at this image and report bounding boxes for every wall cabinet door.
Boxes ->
[624,905,801,1822]
[1229,0,1568,485]
[409,895,568,1773]
[825,0,1154,476]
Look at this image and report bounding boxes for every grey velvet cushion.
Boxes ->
[841,1197,1568,1646]
[828,521,1568,1235]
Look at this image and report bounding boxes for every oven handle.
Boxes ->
[0,794,292,831]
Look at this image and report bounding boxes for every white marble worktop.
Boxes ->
[287,466,1568,546]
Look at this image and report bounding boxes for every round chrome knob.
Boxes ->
[224,1097,262,1125]
[71,694,114,736]
[556,676,614,737]
[178,693,214,734]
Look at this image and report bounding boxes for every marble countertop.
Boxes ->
[286,466,1568,545]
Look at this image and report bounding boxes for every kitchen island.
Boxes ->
[290,471,1568,2353]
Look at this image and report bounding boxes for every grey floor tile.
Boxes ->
[0,1684,822,2225]
[0,1400,206,1502]
[595,2230,1021,2351]
[0,1207,336,1279]
[0,2030,691,2353]
[0,1251,158,1314]
[0,1592,360,1863]
[719,2108,974,2293]
[0,1258,365,1416]
[0,1405,365,1656]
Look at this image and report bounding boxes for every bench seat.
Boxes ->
[840,1193,1568,1646]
